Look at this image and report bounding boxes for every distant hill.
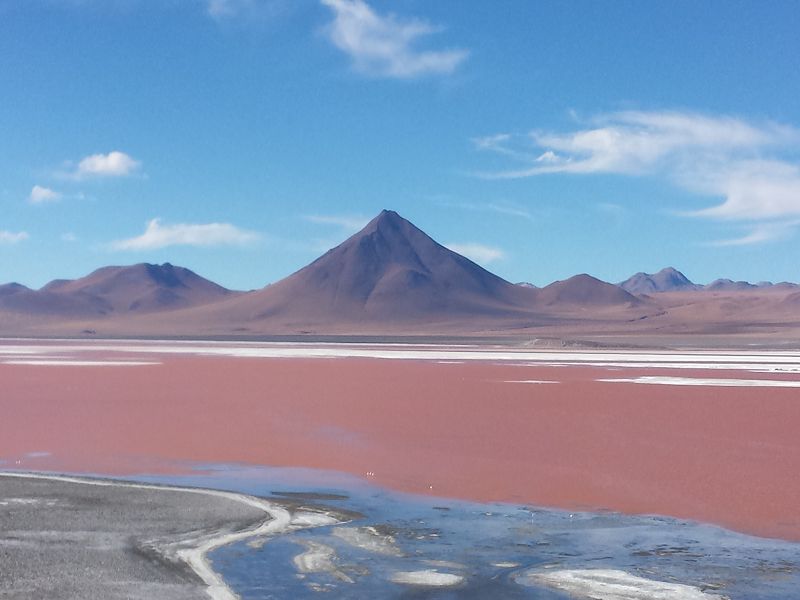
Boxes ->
[704,278,760,292]
[619,268,798,294]
[0,281,109,317]
[619,267,698,294]
[539,274,640,307]
[0,263,234,318]
[0,282,30,297]
[41,263,234,313]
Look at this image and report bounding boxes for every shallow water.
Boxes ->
[132,464,800,599]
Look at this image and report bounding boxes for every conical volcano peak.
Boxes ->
[361,209,416,236]
[227,209,533,324]
[375,208,401,222]
[655,267,693,284]
[335,209,450,275]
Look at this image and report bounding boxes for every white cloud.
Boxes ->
[475,110,800,243]
[707,221,799,247]
[206,0,286,20]
[473,133,511,150]
[61,232,78,243]
[72,151,141,179]
[481,202,534,220]
[0,230,29,244]
[687,159,800,221]
[111,218,260,250]
[595,202,628,224]
[321,0,468,78]
[472,134,537,163]
[304,214,370,232]
[446,242,505,265]
[479,111,798,178]
[442,200,534,221]
[596,202,625,215]
[207,0,244,18]
[28,185,62,205]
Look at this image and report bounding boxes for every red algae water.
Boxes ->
[2,345,800,541]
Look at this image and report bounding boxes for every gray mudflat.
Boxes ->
[0,474,266,600]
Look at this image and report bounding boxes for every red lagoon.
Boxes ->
[2,355,799,541]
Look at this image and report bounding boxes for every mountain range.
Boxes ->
[1,210,798,339]
[619,267,798,294]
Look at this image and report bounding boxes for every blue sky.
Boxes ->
[2,0,799,290]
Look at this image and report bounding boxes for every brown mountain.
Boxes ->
[704,278,759,292]
[0,282,109,317]
[619,267,698,294]
[0,263,234,319]
[0,282,30,297]
[192,209,538,330]
[538,274,641,308]
[40,263,235,313]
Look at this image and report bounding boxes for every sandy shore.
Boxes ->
[1,342,799,541]
[0,472,290,600]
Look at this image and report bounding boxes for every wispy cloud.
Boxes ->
[596,202,625,215]
[304,213,370,232]
[206,0,287,21]
[111,218,260,250]
[61,150,141,180]
[707,221,800,247]
[595,202,628,225]
[28,185,62,205]
[472,134,539,163]
[442,199,534,221]
[320,0,468,79]
[61,232,78,243]
[475,110,800,244]
[477,111,798,179]
[446,242,505,265]
[685,159,800,221]
[207,0,248,18]
[0,230,29,244]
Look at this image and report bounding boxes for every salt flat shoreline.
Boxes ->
[4,338,800,372]
[2,332,800,351]
[0,472,294,600]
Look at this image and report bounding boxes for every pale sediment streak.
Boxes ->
[526,568,727,599]
[292,540,355,583]
[4,341,800,373]
[0,471,291,600]
[2,360,161,366]
[331,525,404,556]
[599,376,800,387]
[389,570,464,587]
